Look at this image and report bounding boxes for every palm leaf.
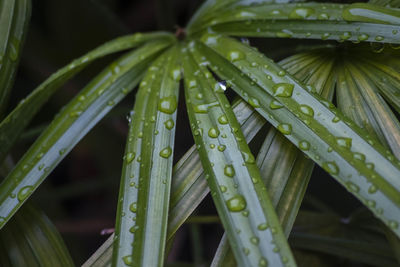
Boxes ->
[0,32,174,164]
[183,42,296,266]
[0,0,31,117]
[196,34,400,237]
[0,204,73,266]
[0,39,172,229]
[112,45,180,267]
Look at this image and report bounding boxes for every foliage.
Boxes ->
[1,0,400,266]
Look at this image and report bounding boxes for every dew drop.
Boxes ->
[357,33,369,41]
[249,97,260,108]
[272,83,294,97]
[158,96,177,114]
[164,119,175,130]
[258,223,268,230]
[353,152,366,162]
[220,185,227,193]
[389,220,399,229]
[17,186,33,202]
[224,165,235,177]
[277,123,292,135]
[322,161,339,175]
[122,255,133,266]
[259,257,268,267]
[129,202,137,213]
[218,145,226,152]
[228,50,245,62]
[368,185,378,194]
[226,195,247,212]
[218,115,228,124]
[208,127,220,138]
[299,104,314,117]
[242,151,255,164]
[346,181,360,192]
[336,137,352,149]
[159,147,172,158]
[270,100,284,109]
[289,7,315,19]
[299,140,310,151]
[170,68,181,81]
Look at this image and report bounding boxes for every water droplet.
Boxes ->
[368,185,378,194]
[258,223,268,230]
[158,96,177,114]
[249,97,260,108]
[259,257,268,267]
[272,83,294,97]
[318,13,329,20]
[69,110,82,117]
[332,116,341,123]
[276,30,293,38]
[78,95,86,102]
[242,151,255,164]
[321,33,331,40]
[346,181,360,193]
[126,152,136,163]
[218,115,228,124]
[250,236,259,245]
[243,247,250,255]
[220,185,227,193]
[159,147,172,158]
[299,140,310,151]
[130,202,137,212]
[123,255,133,266]
[366,199,376,208]
[170,68,181,81]
[357,33,369,41]
[17,186,33,202]
[336,137,352,149]
[389,220,399,229]
[289,7,315,19]
[270,100,284,109]
[353,152,365,162]
[227,50,245,62]
[375,35,384,41]
[299,104,314,117]
[340,32,352,40]
[38,164,45,171]
[208,127,220,138]
[218,145,226,152]
[224,165,235,177]
[164,119,175,130]
[226,195,247,212]
[322,161,339,175]
[59,148,66,155]
[277,123,292,135]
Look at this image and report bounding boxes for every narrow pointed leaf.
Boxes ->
[112,45,180,267]
[198,34,400,237]
[183,43,296,267]
[0,0,31,117]
[0,32,174,163]
[82,235,113,267]
[0,204,73,266]
[189,3,400,44]
[0,39,172,229]
[167,99,266,240]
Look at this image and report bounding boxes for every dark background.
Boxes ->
[7,0,365,265]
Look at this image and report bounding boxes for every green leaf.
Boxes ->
[112,45,181,267]
[183,42,296,267]
[197,34,400,237]
[188,3,400,44]
[0,32,174,164]
[0,204,74,266]
[167,98,266,241]
[0,0,31,117]
[83,235,113,267]
[0,39,172,229]
[210,48,336,265]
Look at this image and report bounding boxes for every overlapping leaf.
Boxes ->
[195,34,400,238]
[188,1,400,44]
[112,45,180,267]
[0,32,174,163]
[183,42,296,267]
[0,0,31,117]
[0,39,172,229]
